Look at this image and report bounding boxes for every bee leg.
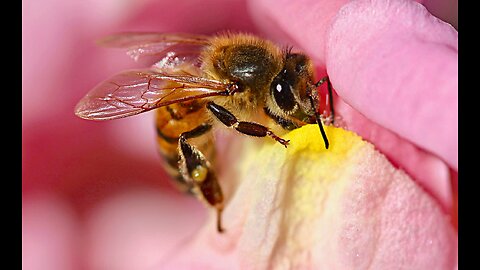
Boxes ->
[316,76,335,124]
[207,101,290,147]
[178,124,225,233]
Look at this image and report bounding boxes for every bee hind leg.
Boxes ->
[178,124,225,233]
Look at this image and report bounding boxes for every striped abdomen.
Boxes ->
[155,100,214,192]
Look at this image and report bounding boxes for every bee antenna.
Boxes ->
[307,86,329,149]
[287,46,294,54]
[283,46,294,59]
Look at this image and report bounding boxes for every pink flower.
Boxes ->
[23,0,457,269]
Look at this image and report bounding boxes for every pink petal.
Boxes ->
[336,100,454,214]
[160,126,457,269]
[326,0,458,170]
[248,0,457,215]
[247,0,457,66]
[248,0,349,66]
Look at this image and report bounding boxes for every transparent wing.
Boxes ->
[150,48,204,76]
[97,32,210,61]
[75,70,229,121]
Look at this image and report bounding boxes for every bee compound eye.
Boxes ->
[271,79,296,112]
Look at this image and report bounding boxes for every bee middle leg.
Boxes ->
[178,124,225,233]
[206,101,290,147]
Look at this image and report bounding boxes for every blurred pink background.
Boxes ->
[22,0,457,269]
[23,1,259,269]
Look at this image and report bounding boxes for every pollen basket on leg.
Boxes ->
[191,165,208,183]
[178,136,210,182]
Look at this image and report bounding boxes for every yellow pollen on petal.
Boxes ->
[238,124,369,226]
[280,125,367,216]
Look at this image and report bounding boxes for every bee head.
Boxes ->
[267,52,317,120]
[267,51,330,148]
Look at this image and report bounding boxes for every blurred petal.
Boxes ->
[22,195,80,270]
[23,2,253,270]
[247,0,457,64]
[247,0,348,66]
[160,126,457,269]
[85,189,206,270]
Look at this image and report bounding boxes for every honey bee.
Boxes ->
[75,32,334,233]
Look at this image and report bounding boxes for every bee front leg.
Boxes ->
[207,101,290,147]
[178,124,225,233]
[316,76,335,124]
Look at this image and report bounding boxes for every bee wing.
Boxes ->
[97,32,210,61]
[75,70,229,121]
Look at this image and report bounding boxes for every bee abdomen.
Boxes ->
[155,101,214,193]
[156,125,179,144]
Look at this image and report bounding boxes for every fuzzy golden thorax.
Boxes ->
[200,33,284,114]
